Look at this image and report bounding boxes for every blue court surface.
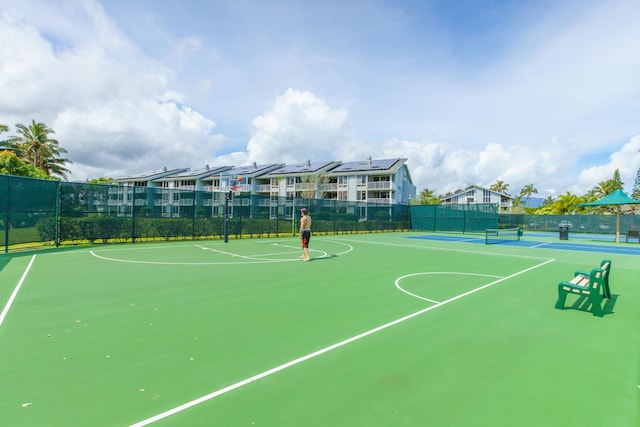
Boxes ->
[407,232,640,256]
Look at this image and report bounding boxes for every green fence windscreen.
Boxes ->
[410,203,498,233]
[1,174,410,252]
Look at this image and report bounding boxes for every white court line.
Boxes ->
[90,249,300,265]
[271,243,329,258]
[90,239,353,265]
[339,236,553,260]
[128,257,555,427]
[196,245,301,261]
[531,242,553,248]
[0,254,36,327]
[395,272,505,303]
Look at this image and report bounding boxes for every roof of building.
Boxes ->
[115,167,189,182]
[155,165,232,180]
[222,163,283,178]
[327,158,404,174]
[113,158,412,183]
[262,160,341,177]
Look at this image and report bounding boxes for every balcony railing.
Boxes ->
[368,181,392,190]
[320,183,338,192]
[367,198,392,204]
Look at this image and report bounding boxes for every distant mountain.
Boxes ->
[523,197,544,208]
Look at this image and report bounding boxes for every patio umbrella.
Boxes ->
[579,189,640,242]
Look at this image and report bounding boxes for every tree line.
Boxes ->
[415,166,640,215]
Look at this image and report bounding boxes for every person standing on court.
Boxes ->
[299,207,312,261]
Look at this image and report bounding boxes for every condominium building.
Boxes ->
[111,157,416,218]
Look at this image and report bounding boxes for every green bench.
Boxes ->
[554,259,612,317]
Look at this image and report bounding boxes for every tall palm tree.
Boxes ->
[490,180,509,194]
[8,120,72,180]
[519,184,538,207]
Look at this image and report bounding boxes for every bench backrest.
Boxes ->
[587,267,606,291]
[600,259,611,283]
[627,230,639,237]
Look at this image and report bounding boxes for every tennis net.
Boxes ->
[485,227,523,245]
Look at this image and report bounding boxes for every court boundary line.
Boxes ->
[128,257,555,427]
[0,254,37,328]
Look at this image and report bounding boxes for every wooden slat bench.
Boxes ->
[554,259,612,317]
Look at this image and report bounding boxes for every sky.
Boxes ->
[1,0,640,198]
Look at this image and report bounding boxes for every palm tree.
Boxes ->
[588,169,623,200]
[0,124,9,149]
[511,194,525,208]
[552,192,586,214]
[418,187,440,204]
[490,180,509,194]
[8,120,72,179]
[519,184,538,207]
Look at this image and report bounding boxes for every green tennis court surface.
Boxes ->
[1,232,639,426]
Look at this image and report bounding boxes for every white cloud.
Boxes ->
[0,0,227,180]
[244,89,351,164]
[577,137,640,192]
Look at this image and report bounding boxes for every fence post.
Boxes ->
[131,187,136,244]
[3,177,9,253]
[192,189,196,240]
[55,180,61,247]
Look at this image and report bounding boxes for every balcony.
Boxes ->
[368,181,392,190]
[367,198,392,205]
[320,183,338,192]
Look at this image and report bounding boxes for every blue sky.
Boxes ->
[1,0,639,197]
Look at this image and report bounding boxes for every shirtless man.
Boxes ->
[299,208,312,261]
